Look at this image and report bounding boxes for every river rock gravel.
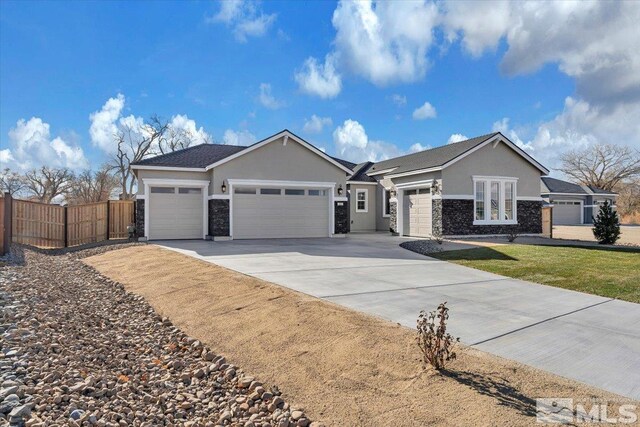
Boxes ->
[0,244,315,427]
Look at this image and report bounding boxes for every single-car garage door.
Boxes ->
[233,186,329,239]
[553,201,582,225]
[149,186,203,239]
[403,189,432,237]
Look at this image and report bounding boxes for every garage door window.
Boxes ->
[235,187,256,194]
[260,188,281,195]
[178,187,201,195]
[285,189,305,196]
[151,187,175,194]
[308,189,327,196]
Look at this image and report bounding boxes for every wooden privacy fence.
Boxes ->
[0,193,135,251]
[542,205,553,238]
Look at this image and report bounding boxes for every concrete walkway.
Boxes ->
[156,234,640,400]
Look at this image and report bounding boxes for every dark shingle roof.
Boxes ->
[349,162,377,182]
[133,144,248,168]
[587,185,616,195]
[368,132,499,175]
[331,157,357,171]
[541,177,587,194]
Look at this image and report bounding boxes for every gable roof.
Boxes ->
[348,162,377,183]
[541,177,617,196]
[367,132,549,176]
[132,144,246,169]
[131,129,354,174]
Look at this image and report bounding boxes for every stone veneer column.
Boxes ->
[209,199,230,237]
[135,200,145,238]
[431,198,443,237]
[334,200,350,234]
[389,199,398,233]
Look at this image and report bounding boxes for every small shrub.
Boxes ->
[592,201,621,244]
[431,229,444,245]
[507,227,519,242]
[416,302,459,370]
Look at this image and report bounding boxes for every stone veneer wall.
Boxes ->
[441,199,542,235]
[389,200,398,233]
[135,200,145,238]
[334,200,350,234]
[209,199,230,237]
[431,198,443,237]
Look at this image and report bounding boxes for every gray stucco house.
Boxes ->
[541,177,617,225]
[131,129,549,240]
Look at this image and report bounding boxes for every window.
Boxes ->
[504,182,514,220]
[234,187,256,194]
[475,181,485,221]
[356,189,368,212]
[150,187,175,194]
[490,182,500,220]
[178,187,201,195]
[473,177,517,224]
[260,188,281,195]
[383,189,391,217]
[285,189,305,196]
[308,189,327,196]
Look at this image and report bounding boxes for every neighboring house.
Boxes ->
[131,130,549,240]
[540,177,617,225]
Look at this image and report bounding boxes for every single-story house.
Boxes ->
[540,177,617,225]
[131,129,550,240]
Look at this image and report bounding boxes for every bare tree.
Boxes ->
[65,165,119,205]
[110,116,168,200]
[0,168,27,196]
[616,178,640,218]
[23,167,74,203]
[558,144,640,191]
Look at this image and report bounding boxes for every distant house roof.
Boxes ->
[541,177,617,196]
[132,144,247,168]
[368,133,501,175]
[349,162,376,183]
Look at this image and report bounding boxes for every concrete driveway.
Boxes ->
[157,233,640,400]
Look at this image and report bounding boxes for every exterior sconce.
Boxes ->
[337,185,343,196]
[431,182,440,195]
[221,181,227,193]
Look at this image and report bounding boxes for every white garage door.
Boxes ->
[403,189,432,237]
[149,186,203,239]
[233,187,329,239]
[553,201,582,225]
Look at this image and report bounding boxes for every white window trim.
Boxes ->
[472,177,518,225]
[382,188,391,217]
[355,189,368,213]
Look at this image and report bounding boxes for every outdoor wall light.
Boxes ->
[221,181,227,193]
[337,185,343,196]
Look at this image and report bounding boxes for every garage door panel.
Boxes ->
[149,190,203,240]
[233,188,329,239]
[404,192,432,237]
[553,202,582,225]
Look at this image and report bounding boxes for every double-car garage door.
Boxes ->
[233,186,330,239]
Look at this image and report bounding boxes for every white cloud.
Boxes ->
[208,0,276,43]
[303,115,333,134]
[447,133,468,144]
[331,0,439,86]
[222,129,257,146]
[391,94,407,107]
[295,54,342,99]
[412,101,437,120]
[332,119,406,162]
[3,117,88,171]
[89,93,125,153]
[409,142,430,153]
[258,83,284,109]
[168,114,211,145]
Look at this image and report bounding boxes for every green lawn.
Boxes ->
[429,244,640,303]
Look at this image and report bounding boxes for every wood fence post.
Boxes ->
[106,200,111,240]
[2,192,12,255]
[64,205,68,247]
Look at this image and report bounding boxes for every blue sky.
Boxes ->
[1,1,638,174]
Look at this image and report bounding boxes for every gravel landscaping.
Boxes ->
[0,244,314,427]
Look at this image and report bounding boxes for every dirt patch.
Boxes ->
[85,245,629,426]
